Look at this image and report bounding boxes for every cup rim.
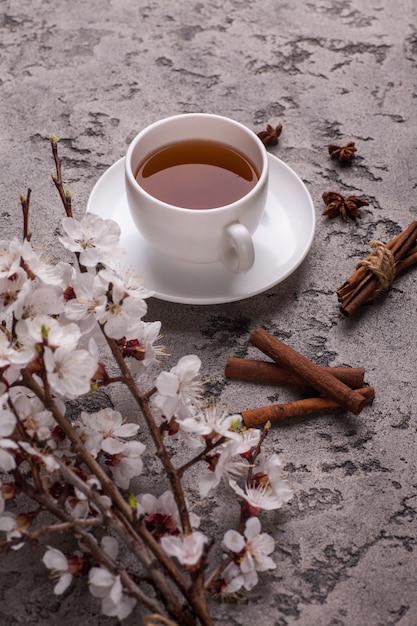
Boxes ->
[125,113,269,213]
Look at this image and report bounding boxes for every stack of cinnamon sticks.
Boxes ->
[337,221,417,317]
[225,328,374,428]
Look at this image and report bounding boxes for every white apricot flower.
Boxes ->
[13,283,65,320]
[229,478,292,513]
[76,408,140,457]
[0,237,23,278]
[198,439,248,497]
[160,531,208,569]
[234,427,261,455]
[136,491,181,538]
[0,331,34,368]
[130,320,165,373]
[89,568,137,620]
[0,268,31,316]
[220,561,246,594]
[0,397,18,472]
[135,490,200,538]
[43,344,98,400]
[59,214,122,267]
[0,439,17,472]
[89,536,136,620]
[0,495,27,550]
[0,488,18,538]
[42,547,73,595]
[107,440,146,489]
[223,517,276,581]
[65,482,110,520]
[154,354,202,420]
[19,441,60,471]
[64,271,107,327]
[20,239,73,287]
[11,392,55,442]
[98,265,153,301]
[95,285,147,340]
[255,454,294,502]
[65,494,89,520]
[15,315,81,351]
[180,405,242,440]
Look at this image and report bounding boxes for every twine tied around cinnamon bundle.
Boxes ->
[145,614,179,626]
[355,240,396,295]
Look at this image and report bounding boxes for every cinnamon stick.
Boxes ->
[225,357,365,389]
[249,328,367,415]
[394,245,417,275]
[337,221,417,317]
[242,387,375,428]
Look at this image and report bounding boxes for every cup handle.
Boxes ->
[220,222,255,273]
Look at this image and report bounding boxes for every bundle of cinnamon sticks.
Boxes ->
[225,328,374,428]
[337,221,417,317]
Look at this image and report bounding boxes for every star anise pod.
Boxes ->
[322,191,368,220]
[328,141,357,163]
[257,123,282,146]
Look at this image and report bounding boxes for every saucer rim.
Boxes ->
[86,153,316,305]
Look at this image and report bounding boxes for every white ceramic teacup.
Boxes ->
[124,113,269,273]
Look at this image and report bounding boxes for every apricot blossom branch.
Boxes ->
[0,138,295,625]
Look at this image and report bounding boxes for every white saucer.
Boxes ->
[86,154,315,305]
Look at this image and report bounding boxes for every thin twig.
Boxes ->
[49,135,72,217]
[19,188,32,240]
[176,437,226,478]
[27,518,104,543]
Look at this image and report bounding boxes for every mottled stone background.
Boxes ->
[1,1,416,624]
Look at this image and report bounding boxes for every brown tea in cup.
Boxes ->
[135,139,259,210]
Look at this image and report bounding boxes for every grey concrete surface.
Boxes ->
[1,0,417,624]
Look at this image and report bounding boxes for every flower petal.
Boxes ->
[54,572,73,595]
[223,529,245,553]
